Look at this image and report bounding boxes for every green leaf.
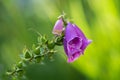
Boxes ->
[32,44,36,50]
[6,71,12,75]
[37,36,42,44]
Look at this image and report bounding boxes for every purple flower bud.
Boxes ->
[63,22,92,63]
[52,18,64,35]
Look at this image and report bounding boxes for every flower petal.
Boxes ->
[52,18,64,35]
[63,38,68,56]
[80,39,92,54]
[72,24,87,40]
[67,37,82,56]
[63,22,92,63]
[65,22,78,42]
[72,24,92,54]
[68,52,81,63]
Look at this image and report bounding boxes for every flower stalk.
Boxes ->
[6,34,64,80]
[6,14,92,80]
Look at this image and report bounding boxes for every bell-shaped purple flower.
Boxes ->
[63,22,92,63]
[52,18,64,35]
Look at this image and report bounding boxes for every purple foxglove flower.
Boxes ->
[52,18,64,35]
[63,22,92,63]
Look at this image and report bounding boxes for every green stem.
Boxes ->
[6,34,64,80]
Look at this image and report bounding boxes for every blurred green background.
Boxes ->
[0,0,120,80]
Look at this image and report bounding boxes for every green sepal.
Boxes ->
[17,61,23,69]
[41,35,48,44]
[47,40,55,49]
[40,47,44,55]
[24,50,31,59]
[35,55,44,63]
[35,56,42,63]
[54,34,64,46]
[33,46,40,55]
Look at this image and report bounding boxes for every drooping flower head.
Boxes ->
[63,22,92,63]
[52,18,64,35]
